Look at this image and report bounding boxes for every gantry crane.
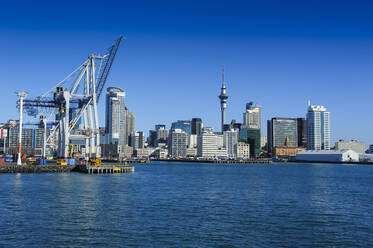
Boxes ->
[19,36,123,164]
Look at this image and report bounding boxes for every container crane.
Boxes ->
[19,36,123,164]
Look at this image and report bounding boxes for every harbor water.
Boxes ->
[1,162,373,247]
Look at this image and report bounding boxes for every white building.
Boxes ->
[152,147,168,159]
[306,104,330,150]
[236,142,250,159]
[168,129,188,157]
[243,102,261,129]
[131,131,144,150]
[188,134,197,148]
[197,127,227,158]
[335,140,366,154]
[105,87,126,146]
[223,129,238,158]
[296,149,358,162]
[261,135,267,150]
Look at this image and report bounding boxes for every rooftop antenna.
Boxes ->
[222,61,225,88]
[308,99,311,107]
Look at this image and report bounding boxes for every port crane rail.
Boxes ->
[19,36,123,160]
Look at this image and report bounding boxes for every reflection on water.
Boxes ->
[1,162,373,247]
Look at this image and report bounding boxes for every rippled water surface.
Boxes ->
[1,162,373,247]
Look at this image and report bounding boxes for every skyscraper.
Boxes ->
[306,104,330,150]
[239,127,261,158]
[223,129,238,158]
[191,118,203,135]
[218,64,228,133]
[243,101,261,129]
[267,118,298,154]
[168,129,188,157]
[125,107,135,146]
[297,118,307,147]
[171,120,191,134]
[105,87,126,146]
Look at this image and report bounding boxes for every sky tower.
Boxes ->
[218,64,228,132]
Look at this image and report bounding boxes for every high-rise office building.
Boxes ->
[191,118,203,135]
[125,107,135,146]
[243,101,261,129]
[197,127,227,158]
[168,129,188,157]
[105,87,126,146]
[267,118,298,154]
[239,127,261,158]
[218,64,228,133]
[156,126,168,146]
[297,118,307,147]
[171,120,191,134]
[131,131,144,150]
[307,105,330,150]
[223,129,238,158]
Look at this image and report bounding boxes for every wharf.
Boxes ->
[77,163,135,174]
[0,164,75,173]
[153,158,272,164]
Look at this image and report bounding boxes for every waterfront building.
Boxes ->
[261,135,267,150]
[105,87,126,146]
[273,147,305,157]
[171,120,191,134]
[307,104,330,150]
[125,107,135,146]
[168,129,188,157]
[236,142,250,159]
[243,101,261,129]
[267,118,298,154]
[119,145,133,158]
[296,149,358,162]
[7,126,50,156]
[370,145,373,154]
[218,64,228,132]
[197,127,227,158]
[188,134,197,148]
[335,140,366,154]
[151,147,168,159]
[191,118,203,135]
[186,147,197,157]
[131,131,144,150]
[297,118,307,147]
[223,129,238,158]
[239,127,261,158]
[134,148,149,158]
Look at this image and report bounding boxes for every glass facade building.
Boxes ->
[105,87,126,146]
[307,105,330,150]
[191,118,203,135]
[239,127,261,158]
[171,120,191,135]
[267,118,297,154]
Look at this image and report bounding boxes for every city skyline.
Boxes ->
[1,1,373,145]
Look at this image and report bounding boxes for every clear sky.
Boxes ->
[1,0,373,146]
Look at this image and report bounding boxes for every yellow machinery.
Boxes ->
[89,158,101,166]
[57,159,67,165]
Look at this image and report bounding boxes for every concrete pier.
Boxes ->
[77,164,135,174]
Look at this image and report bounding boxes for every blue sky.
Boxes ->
[1,0,373,146]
